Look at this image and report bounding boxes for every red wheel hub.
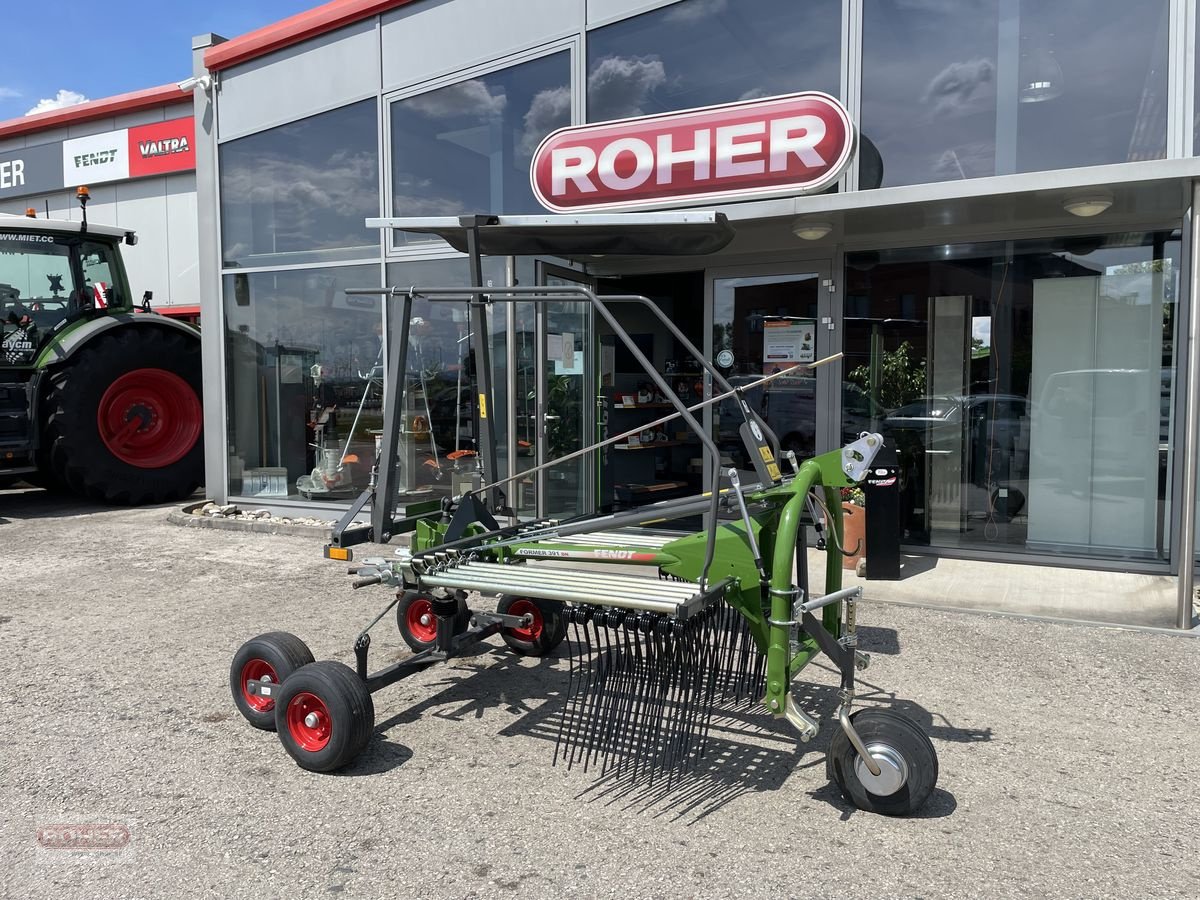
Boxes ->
[240,659,278,712]
[286,692,332,752]
[405,597,438,644]
[507,599,543,642]
[97,368,201,468]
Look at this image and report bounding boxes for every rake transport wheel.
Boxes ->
[496,595,566,656]
[396,591,470,652]
[43,329,203,504]
[274,661,375,773]
[230,632,315,730]
[827,708,939,816]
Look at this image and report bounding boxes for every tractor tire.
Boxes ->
[43,328,203,505]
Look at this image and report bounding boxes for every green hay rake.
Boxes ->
[230,214,938,816]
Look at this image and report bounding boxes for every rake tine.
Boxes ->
[582,610,616,772]
[570,607,600,769]
[553,609,580,767]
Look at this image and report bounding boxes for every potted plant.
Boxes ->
[840,486,866,571]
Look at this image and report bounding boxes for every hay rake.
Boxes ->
[229,214,939,816]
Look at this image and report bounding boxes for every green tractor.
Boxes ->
[0,188,202,504]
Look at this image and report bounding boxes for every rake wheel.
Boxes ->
[826,708,938,816]
[496,595,566,656]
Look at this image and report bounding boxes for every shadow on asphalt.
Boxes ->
[0,484,197,521]
[354,637,986,823]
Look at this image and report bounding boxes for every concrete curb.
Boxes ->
[166,503,332,539]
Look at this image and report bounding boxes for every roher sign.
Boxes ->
[530,92,855,213]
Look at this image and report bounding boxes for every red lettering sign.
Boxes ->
[531,92,854,212]
[127,117,195,178]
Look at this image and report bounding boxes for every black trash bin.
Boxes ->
[864,442,901,580]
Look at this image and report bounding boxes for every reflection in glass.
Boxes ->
[861,0,1168,187]
[712,273,821,474]
[587,0,840,122]
[219,100,379,268]
[384,257,507,503]
[842,231,1179,562]
[390,51,570,247]
[224,265,383,502]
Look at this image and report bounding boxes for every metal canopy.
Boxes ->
[365,212,735,257]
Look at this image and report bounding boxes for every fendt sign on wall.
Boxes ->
[0,116,196,202]
[531,92,855,212]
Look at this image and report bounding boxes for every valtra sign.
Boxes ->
[530,92,855,213]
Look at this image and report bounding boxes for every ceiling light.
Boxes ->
[1062,192,1113,218]
[791,219,832,241]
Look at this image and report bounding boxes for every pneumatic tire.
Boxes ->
[496,595,566,656]
[274,661,375,773]
[826,708,939,816]
[43,327,203,505]
[230,632,316,730]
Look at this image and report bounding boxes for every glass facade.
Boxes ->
[843,231,1179,561]
[861,0,1169,188]
[223,264,384,502]
[219,100,380,268]
[390,50,571,247]
[585,0,841,122]
[383,256,507,503]
[206,0,1200,609]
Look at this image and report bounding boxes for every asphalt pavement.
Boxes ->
[1,487,1198,899]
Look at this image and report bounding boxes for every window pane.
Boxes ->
[384,256,508,500]
[861,0,1168,189]
[843,231,1179,564]
[224,264,383,502]
[587,0,841,121]
[220,100,379,268]
[861,0,1000,187]
[390,51,570,246]
[1013,1,1167,171]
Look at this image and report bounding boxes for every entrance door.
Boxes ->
[535,263,597,519]
[708,265,838,473]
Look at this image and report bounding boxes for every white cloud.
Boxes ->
[586,55,668,121]
[26,89,89,115]
[664,0,727,24]
[922,58,994,118]
[0,87,20,100]
[404,80,505,119]
[518,86,571,159]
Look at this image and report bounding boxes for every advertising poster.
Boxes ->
[762,317,815,375]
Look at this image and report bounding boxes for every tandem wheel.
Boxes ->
[230,632,315,730]
[274,661,376,773]
[496,595,567,656]
[395,591,470,652]
[826,708,939,816]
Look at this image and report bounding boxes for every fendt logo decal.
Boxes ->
[73,149,119,168]
[531,92,855,212]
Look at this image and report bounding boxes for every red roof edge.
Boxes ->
[205,0,418,72]
[0,83,191,141]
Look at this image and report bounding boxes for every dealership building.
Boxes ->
[16,0,1194,625]
[0,87,200,320]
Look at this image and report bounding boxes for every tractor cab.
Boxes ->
[0,214,135,366]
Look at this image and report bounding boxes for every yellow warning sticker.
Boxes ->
[759,446,775,463]
[478,393,488,419]
[767,462,781,480]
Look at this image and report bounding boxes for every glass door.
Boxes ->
[708,264,837,476]
[536,263,597,519]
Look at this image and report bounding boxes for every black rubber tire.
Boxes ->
[229,632,315,731]
[274,661,375,773]
[826,708,939,816]
[42,327,203,505]
[395,591,470,652]
[496,595,567,656]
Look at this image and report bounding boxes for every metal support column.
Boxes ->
[1177,180,1200,629]
[462,217,504,513]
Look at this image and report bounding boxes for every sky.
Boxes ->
[0,0,324,122]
